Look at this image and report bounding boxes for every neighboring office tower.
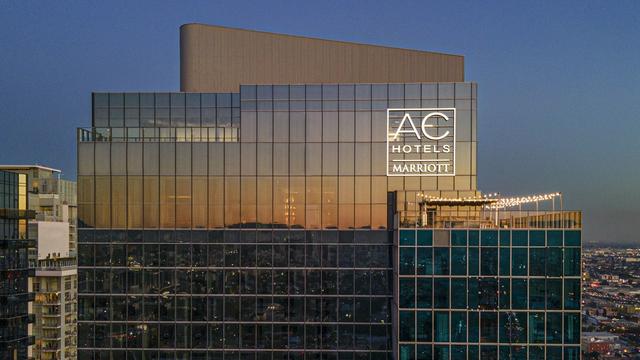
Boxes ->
[0,165,78,360]
[0,170,36,359]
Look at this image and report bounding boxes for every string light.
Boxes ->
[485,192,561,210]
[416,192,499,203]
[414,191,562,209]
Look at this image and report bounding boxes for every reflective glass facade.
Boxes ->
[77,84,477,360]
[1,170,35,359]
[77,82,581,360]
[396,228,581,360]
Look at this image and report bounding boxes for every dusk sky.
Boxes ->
[1,1,638,245]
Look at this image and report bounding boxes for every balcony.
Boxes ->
[35,293,60,305]
[37,344,61,351]
[41,320,62,328]
[42,325,62,330]
[41,306,61,316]
[37,257,77,271]
[40,336,62,341]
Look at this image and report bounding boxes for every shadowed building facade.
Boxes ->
[77,24,580,360]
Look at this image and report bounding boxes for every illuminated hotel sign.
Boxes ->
[386,108,456,176]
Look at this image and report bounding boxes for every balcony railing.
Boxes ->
[398,209,582,229]
[78,126,239,143]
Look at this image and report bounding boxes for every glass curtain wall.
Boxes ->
[397,229,581,360]
[0,171,34,360]
[77,83,476,360]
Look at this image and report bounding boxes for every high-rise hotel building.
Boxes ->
[77,24,581,360]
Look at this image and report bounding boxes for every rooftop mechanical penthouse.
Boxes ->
[76,24,581,360]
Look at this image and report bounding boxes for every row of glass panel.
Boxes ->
[91,112,471,149]
[398,246,581,276]
[398,229,581,247]
[78,243,391,268]
[78,350,390,360]
[78,322,392,350]
[0,170,20,207]
[93,109,239,128]
[239,110,473,143]
[239,100,473,112]
[239,83,475,101]
[78,269,392,295]
[92,108,474,143]
[399,344,579,360]
[0,247,29,270]
[76,176,456,208]
[398,278,580,310]
[79,295,391,323]
[0,172,28,239]
[93,84,474,108]
[93,93,237,108]
[77,230,391,244]
[78,142,475,176]
[76,178,475,229]
[398,310,580,343]
[0,270,30,297]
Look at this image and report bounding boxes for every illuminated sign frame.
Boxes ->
[386,108,456,177]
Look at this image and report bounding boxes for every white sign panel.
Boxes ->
[386,108,456,176]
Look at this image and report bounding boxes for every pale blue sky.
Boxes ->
[1,1,638,245]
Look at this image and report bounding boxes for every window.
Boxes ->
[564,313,580,344]
[416,311,432,342]
[479,279,497,309]
[511,279,528,309]
[529,312,545,343]
[433,248,449,275]
[529,279,545,309]
[451,312,466,342]
[417,278,432,309]
[564,279,581,310]
[434,278,449,309]
[529,248,546,276]
[480,312,498,343]
[399,248,415,275]
[416,247,432,275]
[434,312,449,342]
[399,278,415,308]
[451,279,466,309]
[399,311,415,341]
[564,247,581,276]
[480,248,498,276]
[451,247,467,275]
